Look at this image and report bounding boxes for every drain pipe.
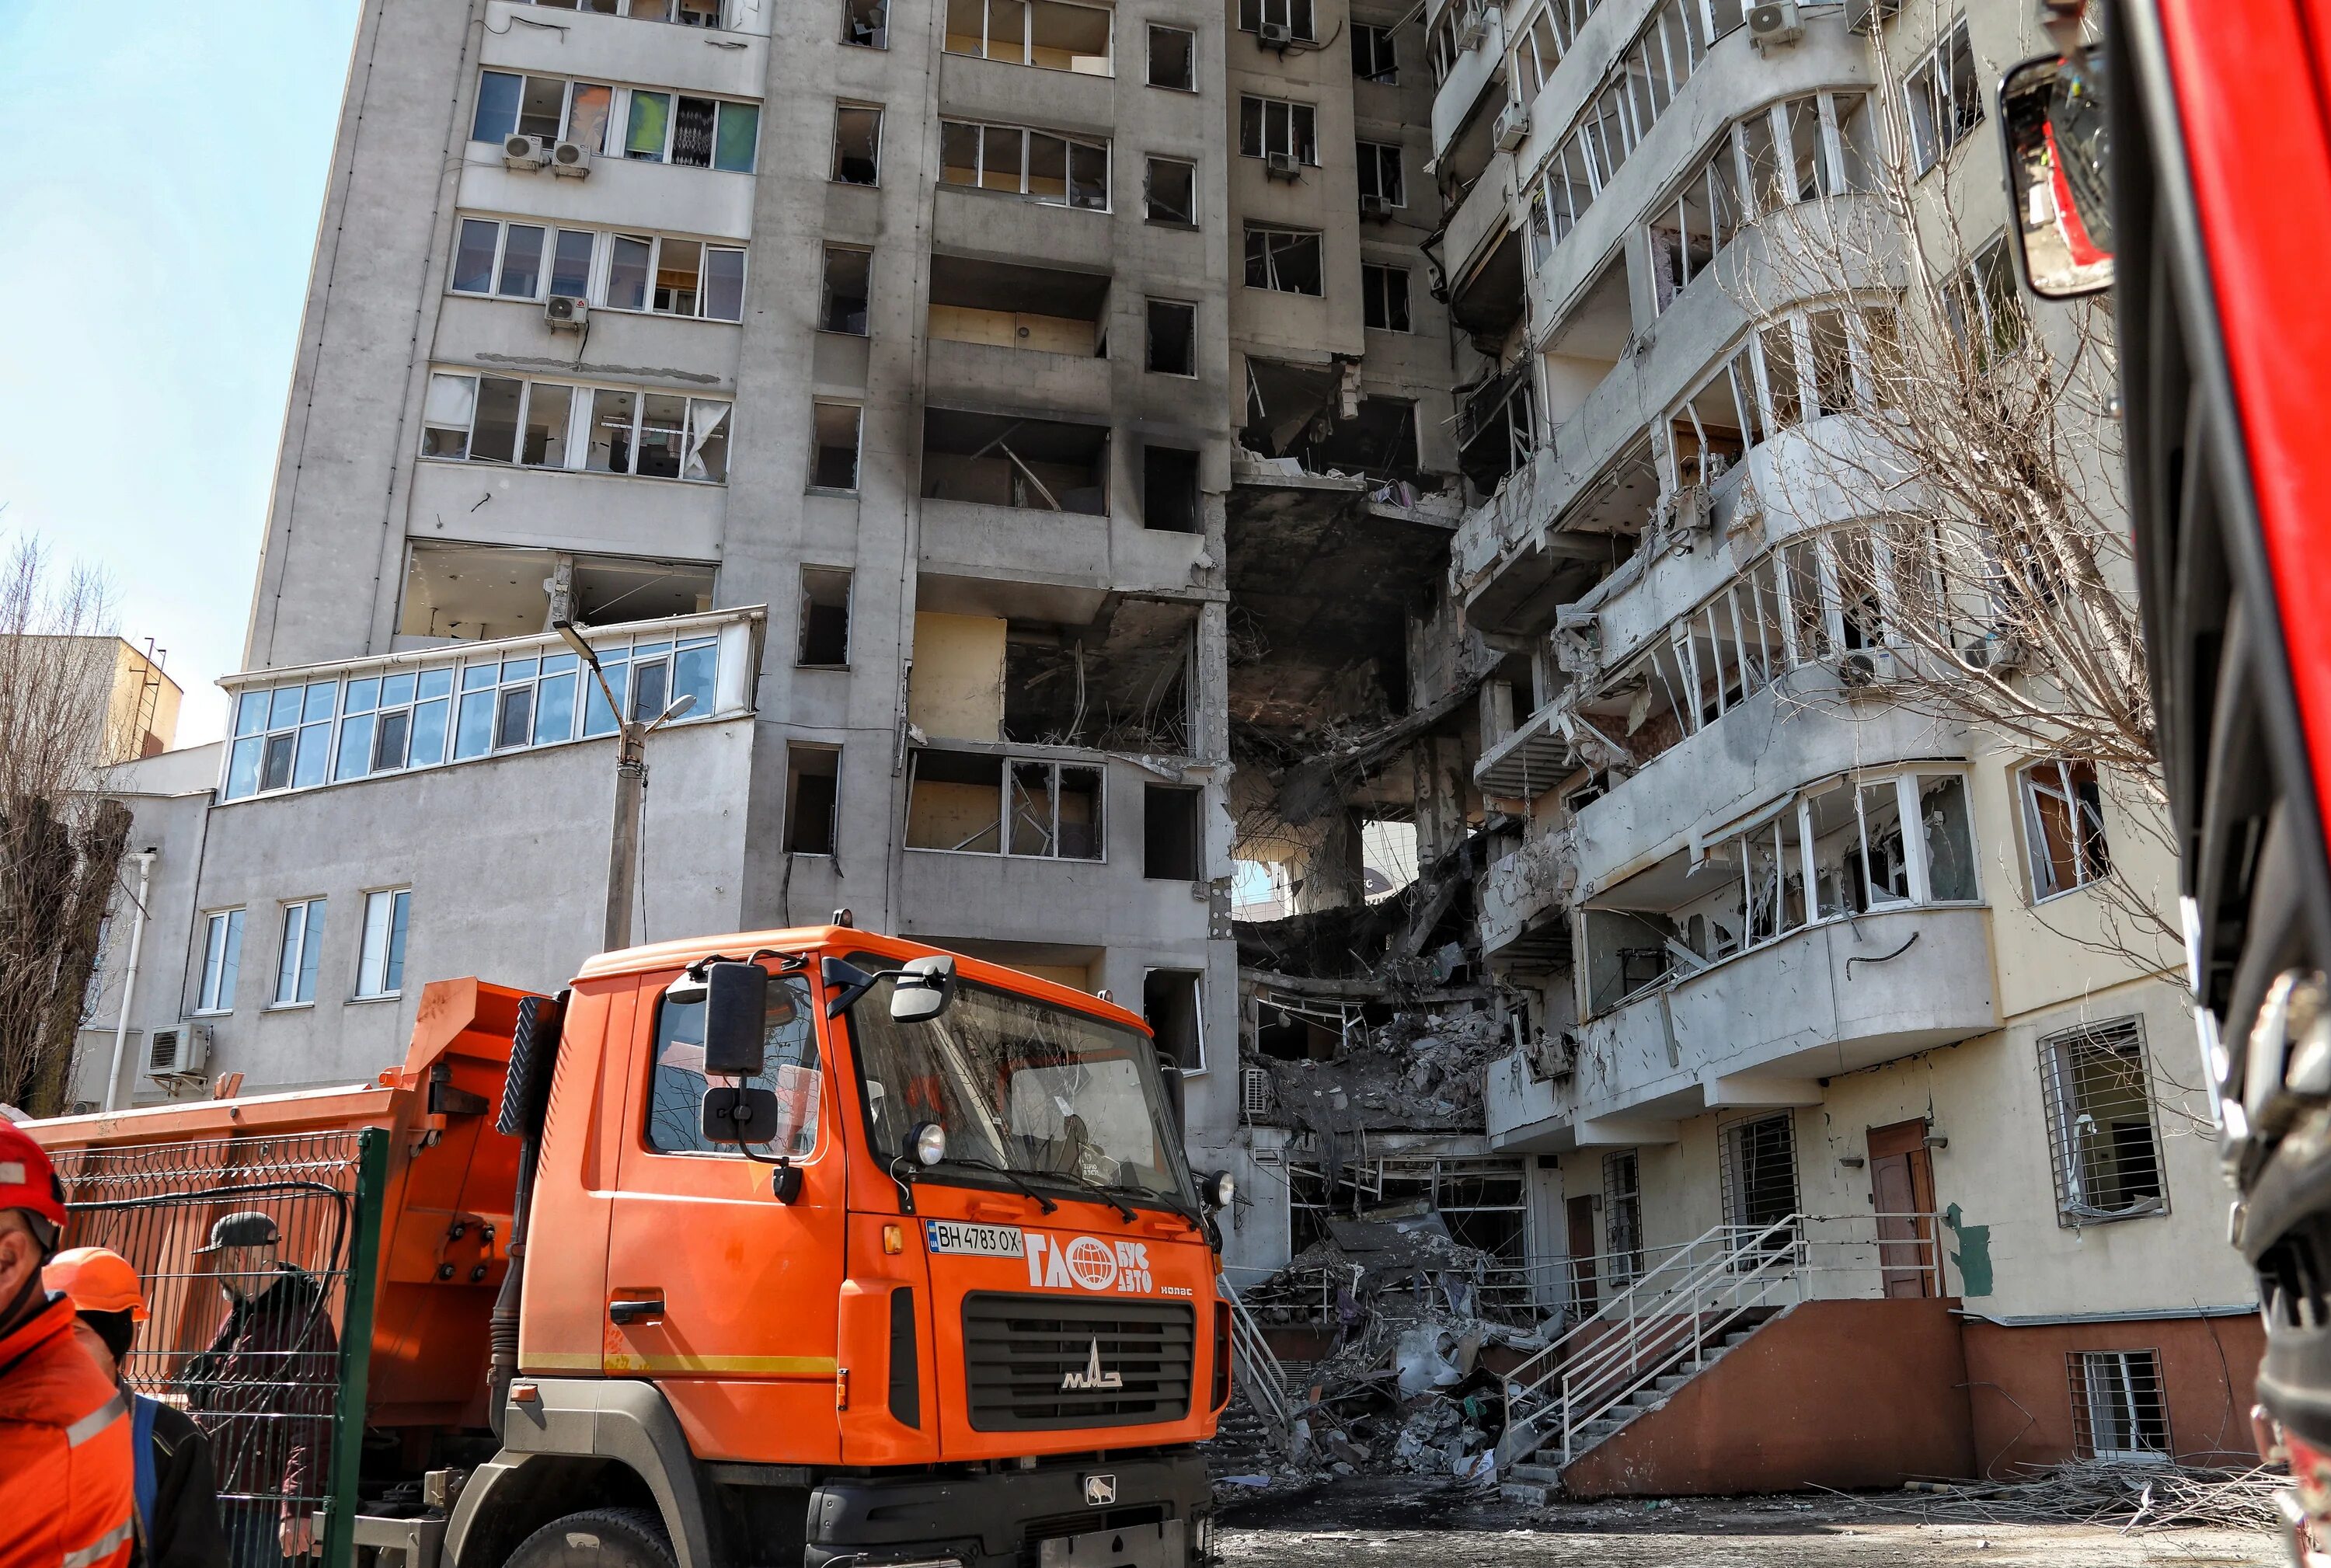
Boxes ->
[103,849,157,1113]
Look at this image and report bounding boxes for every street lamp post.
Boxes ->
[555,619,694,953]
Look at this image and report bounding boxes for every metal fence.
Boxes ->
[50,1129,388,1568]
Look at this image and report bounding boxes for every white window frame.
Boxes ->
[1357,140,1405,206]
[1244,226,1324,295]
[1147,23,1198,89]
[473,71,615,151]
[1145,299,1199,377]
[611,87,761,171]
[333,665,456,782]
[1143,155,1199,226]
[1143,967,1208,1074]
[356,890,413,1001]
[1239,0,1316,40]
[274,899,326,1009]
[1352,22,1398,82]
[2071,1350,2172,1462]
[603,232,748,321]
[420,371,732,483]
[2019,758,2112,901]
[948,0,1117,71]
[1362,262,1411,332]
[1904,16,1981,176]
[225,681,337,800]
[519,0,733,29]
[1240,96,1319,164]
[196,909,245,1016]
[904,751,1110,862]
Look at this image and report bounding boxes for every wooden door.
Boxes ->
[1566,1194,1600,1315]
[1868,1119,1939,1298]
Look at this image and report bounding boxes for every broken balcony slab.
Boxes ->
[1472,704,1581,803]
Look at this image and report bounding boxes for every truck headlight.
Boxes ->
[1203,1169,1235,1210]
[911,1122,947,1167]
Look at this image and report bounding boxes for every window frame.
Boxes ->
[601,231,749,322]
[1239,96,1320,165]
[1244,225,1325,295]
[818,245,873,335]
[1361,262,1412,331]
[1357,140,1406,207]
[225,680,336,800]
[841,0,890,47]
[1145,298,1199,377]
[1238,0,1317,40]
[1147,23,1197,89]
[810,402,865,494]
[1144,155,1199,227]
[945,0,1118,72]
[420,371,733,484]
[831,103,885,186]
[1351,22,1399,82]
[196,909,245,1016]
[2068,1350,2172,1462]
[2038,1018,2168,1228]
[273,898,327,1009]
[2018,757,2111,902]
[1904,16,1983,177]
[355,888,413,1001]
[938,119,1113,211]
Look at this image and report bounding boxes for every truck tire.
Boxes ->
[505,1509,677,1568]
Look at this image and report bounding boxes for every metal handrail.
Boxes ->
[1221,1283,1294,1440]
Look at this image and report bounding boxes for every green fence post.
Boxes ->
[325,1128,389,1568]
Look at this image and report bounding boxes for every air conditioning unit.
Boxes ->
[148,1023,212,1078]
[1241,1065,1276,1120]
[1455,7,1488,50]
[1257,19,1294,47]
[1493,100,1531,152]
[545,294,589,331]
[1845,0,1900,30]
[1835,646,1899,689]
[1959,632,2028,674]
[1359,193,1394,218]
[1265,150,1302,179]
[1747,0,1804,50]
[503,134,552,171]
[549,141,593,178]
[1664,481,1713,535]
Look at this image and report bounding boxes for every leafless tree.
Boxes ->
[1716,14,2171,962]
[0,536,132,1115]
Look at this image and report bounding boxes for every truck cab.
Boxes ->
[457,925,1227,1568]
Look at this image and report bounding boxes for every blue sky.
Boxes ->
[0,2,361,744]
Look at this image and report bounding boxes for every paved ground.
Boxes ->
[1213,1476,2283,1566]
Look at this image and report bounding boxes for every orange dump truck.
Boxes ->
[31,926,1234,1568]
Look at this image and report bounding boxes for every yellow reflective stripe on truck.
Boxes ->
[601,1352,841,1376]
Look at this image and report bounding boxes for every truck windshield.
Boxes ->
[846,968,1196,1207]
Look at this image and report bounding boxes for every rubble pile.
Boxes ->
[1258,1009,1508,1136]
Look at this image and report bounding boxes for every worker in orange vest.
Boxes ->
[0,1120,134,1568]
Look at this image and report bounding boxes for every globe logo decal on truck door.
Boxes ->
[1063,1235,1120,1290]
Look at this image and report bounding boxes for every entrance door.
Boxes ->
[1566,1195,1600,1315]
[1868,1119,1939,1298]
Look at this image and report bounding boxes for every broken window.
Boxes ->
[797,567,852,667]
[810,403,862,492]
[2020,758,2110,900]
[842,0,888,47]
[1905,16,1982,176]
[1807,308,1856,418]
[1239,96,1319,163]
[922,408,1109,514]
[831,104,883,185]
[1945,238,2026,368]
[1010,761,1104,858]
[821,246,872,333]
[785,744,841,854]
[1145,970,1204,1071]
[602,233,745,320]
[1361,263,1410,331]
[1145,157,1197,225]
[1351,23,1397,82]
[2070,1350,2171,1461]
[423,371,727,481]
[1243,226,1322,294]
[1457,366,1534,490]
[527,0,727,23]
[1238,0,1315,40]
[1148,23,1196,88]
[925,253,1108,355]
[1647,136,1742,311]
[947,0,1113,71]
[1143,784,1202,880]
[1146,299,1197,375]
[399,542,715,641]
[1144,445,1201,533]
[1356,141,1403,207]
[939,120,1110,209]
[2040,1019,2165,1225]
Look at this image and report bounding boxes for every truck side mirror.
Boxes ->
[1999,48,2113,298]
[889,954,956,1024]
[702,960,769,1076]
[701,1084,781,1145]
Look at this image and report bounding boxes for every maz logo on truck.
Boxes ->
[1061,1339,1124,1392]
[1024,1233,1155,1294]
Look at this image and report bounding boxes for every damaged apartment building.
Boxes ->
[63,0,2259,1491]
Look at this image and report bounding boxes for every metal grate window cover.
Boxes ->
[1602,1149,1643,1288]
[1720,1112,1801,1265]
[960,1292,1194,1431]
[2068,1349,2172,1462]
[47,1132,380,1552]
[2038,1017,2169,1227]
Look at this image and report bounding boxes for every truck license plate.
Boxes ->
[925,1219,1023,1257]
[1037,1521,1184,1567]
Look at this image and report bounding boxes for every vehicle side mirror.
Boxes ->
[701,1084,781,1145]
[702,961,769,1076]
[889,954,956,1024]
[1999,48,2113,298]
[1158,1051,1186,1135]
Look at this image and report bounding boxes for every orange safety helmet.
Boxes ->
[44,1246,149,1320]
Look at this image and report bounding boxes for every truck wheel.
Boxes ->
[505,1508,677,1568]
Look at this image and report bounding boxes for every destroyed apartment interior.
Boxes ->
[64,0,2263,1507]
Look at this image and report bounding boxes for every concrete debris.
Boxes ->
[1256,1009,1508,1134]
[1863,1462,2288,1533]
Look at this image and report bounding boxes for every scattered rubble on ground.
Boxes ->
[1855,1462,2287,1533]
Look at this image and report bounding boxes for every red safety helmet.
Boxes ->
[0,1120,66,1234]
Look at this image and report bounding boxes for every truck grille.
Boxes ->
[961,1293,1194,1431]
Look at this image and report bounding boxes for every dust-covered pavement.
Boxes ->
[1212,1475,2283,1566]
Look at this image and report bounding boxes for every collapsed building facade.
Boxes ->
[64,0,2259,1497]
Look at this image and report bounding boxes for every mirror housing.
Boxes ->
[1998,48,2113,298]
[890,954,957,1023]
[700,1084,782,1145]
[701,960,769,1076]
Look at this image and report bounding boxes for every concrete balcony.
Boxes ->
[923,335,1111,418]
[1488,904,1998,1150]
[933,185,1113,273]
[1479,835,1573,966]
[1473,700,1580,802]
[918,499,1210,601]
[457,150,756,245]
[1442,152,1517,302]
[480,0,770,85]
[1429,8,1507,160]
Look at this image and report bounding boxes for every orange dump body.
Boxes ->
[30,929,1227,1472]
